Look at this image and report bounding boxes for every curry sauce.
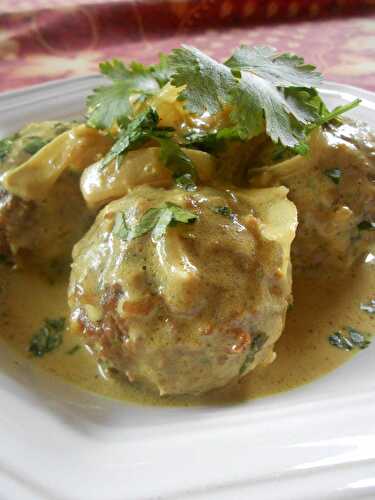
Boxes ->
[0,256,373,407]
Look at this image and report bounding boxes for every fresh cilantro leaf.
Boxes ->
[23,137,49,155]
[283,87,322,124]
[157,137,196,178]
[115,203,198,242]
[358,220,375,231]
[29,317,65,357]
[230,72,304,145]
[169,45,235,116]
[98,108,171,169]
[317,99,361,126]
[168,45,323,147]
[324,168,341,185]
[360,300,375,315]
[175,173,197,191]
[225,45,322,88]
[168,45,359,148]
[212,206,232,217]
[152,53,174,87]
[87,55,171,129]
[87,82,136,130]
[239,333,267,375]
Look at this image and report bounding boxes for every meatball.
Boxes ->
[0,121,112,270]
[249,122,375,268]
[68,185,297,395]
[0,171,93,271]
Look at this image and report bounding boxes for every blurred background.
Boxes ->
[0,0,375,92]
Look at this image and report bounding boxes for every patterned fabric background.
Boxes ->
[0,0,375,92]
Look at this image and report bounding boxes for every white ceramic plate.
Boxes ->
[0,78,375,500]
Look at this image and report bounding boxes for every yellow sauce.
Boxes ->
[0,258,374,407]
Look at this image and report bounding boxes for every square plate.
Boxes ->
[1,78,375,500]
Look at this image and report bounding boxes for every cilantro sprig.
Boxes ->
[157,137,196,179]
[87,55,172,129]
[168,45,360,148]
[97,107,198,188]
[88,44,361,156]
[114,202,197,242]
[97,108,172,170]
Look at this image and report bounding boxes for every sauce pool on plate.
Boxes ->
[0,255,373,407]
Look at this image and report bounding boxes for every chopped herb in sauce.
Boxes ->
[66,345,81,355]
[183,130,225,154]
[23,137,49,155]
[29,317,66,357]
[360,299,375,315]
[175,173,197,192]
[328,327,371,351]
[114,202,198,242]
[98,108,172,170]
[358,220,375,231]
[158,137,196,180]
[0,254,11,266]
[324,168,341,185]
[0,133,20,161]
[0,136,15,161]
[239,333,267,375]
[212,206,233,217]
[113,212,130,240]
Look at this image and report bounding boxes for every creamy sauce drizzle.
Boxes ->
[0,258,374,407]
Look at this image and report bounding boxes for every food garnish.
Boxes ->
[324,168,341,185]
[29,317,66,357]
[87,56,172,129]
[328,327,371,351]
[114,202,197,242]
[239,333,268,375]
[358,220,375,231]
[23,137,49,155]
[212,206,233,217]
[66,345,81,355]
[0,136,15,162]
[87,45,360,155]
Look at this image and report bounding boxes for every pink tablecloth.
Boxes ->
[0,1,375,93]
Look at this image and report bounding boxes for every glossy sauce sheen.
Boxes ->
[0,257,374,406]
